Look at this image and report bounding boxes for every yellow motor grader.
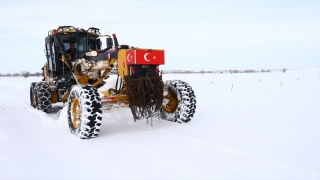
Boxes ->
[30,26,196,139]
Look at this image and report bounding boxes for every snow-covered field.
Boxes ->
[0,69,319,179]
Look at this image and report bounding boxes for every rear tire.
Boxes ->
[30,82,37,108]
[67,85,102,139]
[35,82,52,112]
[160,80,196,123]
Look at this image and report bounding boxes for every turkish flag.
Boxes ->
[126,50,136,65]
[126,49,165,65]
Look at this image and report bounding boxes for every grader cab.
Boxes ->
[30,26,196,139]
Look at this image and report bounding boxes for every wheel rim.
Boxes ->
[163,90,178,113]
[71,97,81,129]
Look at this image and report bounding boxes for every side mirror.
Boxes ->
[106,37,113,49]
[95,39,102,50]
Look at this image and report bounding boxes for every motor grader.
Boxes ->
[30,26,196,139]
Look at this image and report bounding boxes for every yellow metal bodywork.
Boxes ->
[92,61,114,87]
[77,75,91,84]
[44,29,138,110]
[100,90,111,98]
[55,27,77,34]
[43,63,49,84]
[101,93,128,102]
[43,30,165,110]
[51,91,58,103]
[42,49,132,106]
[117,49,129,81]
[61,55,70,69]
[163,90,178,113]
[60,91,69,103]
[71,57,117,87]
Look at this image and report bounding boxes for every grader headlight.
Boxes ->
[85,51,98,57]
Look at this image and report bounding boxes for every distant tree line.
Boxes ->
[162,68,287,74]
[1,68,288,77]
[0,71,42,78]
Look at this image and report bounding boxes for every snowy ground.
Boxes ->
[0,69,319,179]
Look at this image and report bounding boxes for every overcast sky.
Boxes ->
[0,0,319,74]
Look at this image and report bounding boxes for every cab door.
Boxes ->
[45,36,56,78]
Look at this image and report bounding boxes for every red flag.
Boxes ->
[126,50,136,65]
[126,49,165,65]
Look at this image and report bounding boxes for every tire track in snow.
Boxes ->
[100,113,316,178]
[0,90,66,128]
[152,128,318,179]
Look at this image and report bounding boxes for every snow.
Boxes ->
[0,69,319,179]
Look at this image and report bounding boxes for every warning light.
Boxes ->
[131,67,135,73]
[53,29,58,35]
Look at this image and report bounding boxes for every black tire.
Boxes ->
[67,85,102,139]
[160,80,196,123]
[35,82,52,112]
[30,82,37,108]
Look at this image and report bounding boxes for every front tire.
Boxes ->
[35,82,52,112]
[67,85,102,139]
[160,80,196,123]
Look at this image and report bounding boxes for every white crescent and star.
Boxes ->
[144,53,156,62]
[127,53,132,62]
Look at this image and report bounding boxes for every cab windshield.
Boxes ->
[77,34,88,52]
